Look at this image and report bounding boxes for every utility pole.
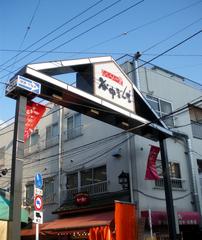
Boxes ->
[159,138,177,240]
[8,95,27,240]
[58,106,63,206]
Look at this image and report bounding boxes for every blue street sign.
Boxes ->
[16,75,41,94]
[35,173,43,189]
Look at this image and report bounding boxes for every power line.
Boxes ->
[142,17,202,53]
[127,30,202,75]
[6,0,41,81]
[0,0,105,71]
[0,0,122,78]
[0,0,144,82]
[68,0,202,59]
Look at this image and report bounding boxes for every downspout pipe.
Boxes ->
[172,131,202,223]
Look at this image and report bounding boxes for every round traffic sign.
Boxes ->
[34,195,43,211]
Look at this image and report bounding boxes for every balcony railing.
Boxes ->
[65,181,108,200]
[191,121,202,139]
[155,177,185,190]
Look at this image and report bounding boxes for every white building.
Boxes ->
[0,56,202,239]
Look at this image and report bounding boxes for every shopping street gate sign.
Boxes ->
[6,56,172,140]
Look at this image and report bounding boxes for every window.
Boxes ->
[146,95,174,127]
[80,165,107,186]
[43,178,55,204]
[66,113,82,140]
[25,131,40,154]
[25,178,55,205]
[0,147,5,167]
[66,173,78,189]
[25,182,34,206]
[189,107,202,139]
[66,165,107,199]
[155,161,183,189]
[46,122,59,147]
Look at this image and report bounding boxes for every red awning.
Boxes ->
[42,211,114,232]
[22,211,114,237]
[21,223,48,236]
[141,210,201,225]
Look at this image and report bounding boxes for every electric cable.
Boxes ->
[0,0,122,77]
[127,30,202,75]
[0,0,105,70]
[7,0,41,81]
[0,0,144,82]
[142,17,202,53]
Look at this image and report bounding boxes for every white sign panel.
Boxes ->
[33,211,43,224]
[94,62,135,112]
[34,187,43,196]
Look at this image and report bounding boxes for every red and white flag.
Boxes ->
[145,145,160,180]
[24,101,46,142]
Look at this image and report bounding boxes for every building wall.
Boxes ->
[0,61,202,224]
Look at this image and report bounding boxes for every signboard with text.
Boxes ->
[94,62,135,112]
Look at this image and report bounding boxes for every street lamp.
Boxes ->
[118,171,129,190]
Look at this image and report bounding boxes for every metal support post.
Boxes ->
[58,106,63,206]
[8,95,27,240]
[159,138,177,240]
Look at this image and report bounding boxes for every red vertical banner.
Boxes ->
[145,145,160,180]
[115,202,137,240]
[24,101,46,142]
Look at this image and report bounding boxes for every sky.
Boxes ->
[0,0,202,122]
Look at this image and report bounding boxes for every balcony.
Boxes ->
[191,121,202,139]
[65,181,108,200]
[155,177,186,190]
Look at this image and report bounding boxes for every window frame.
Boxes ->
[65,113,82,141]
[146,95,174,127]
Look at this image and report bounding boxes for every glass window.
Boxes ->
[67,116,73,130]
[43,178,54,203]
[66,113,82,140]
[52,123,58,137]
[31,132,39,145]
[160,99,172,114]
[169,162,181,178]
[146,95,160,113]
[26,183,34,205]
[156,160,181,179]
[46,126,52,140]
[81,169,92,186]
[146,95,174,127]
[67,173,78,189]
[75,114,81,128]
[93,165,107,183]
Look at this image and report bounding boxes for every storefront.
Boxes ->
[21,211,114,240]
[21,191,137,240]
[141,210,201,239]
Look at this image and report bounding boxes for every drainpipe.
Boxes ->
[126,52,142,208]
[173,131,202,223]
